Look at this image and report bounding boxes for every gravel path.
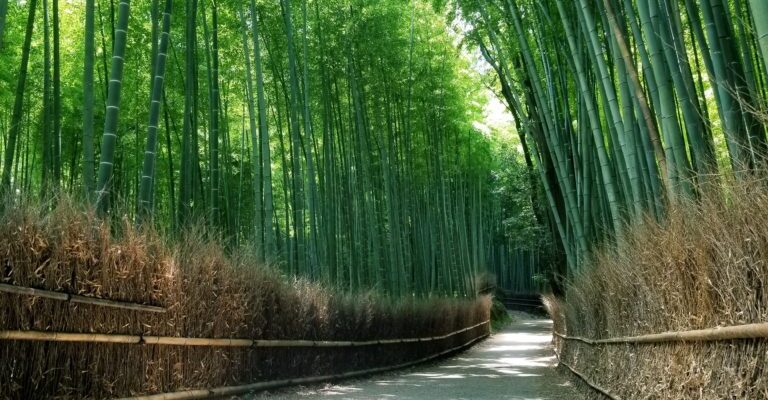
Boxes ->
[251,317,582,399]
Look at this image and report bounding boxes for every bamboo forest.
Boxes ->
[2,0,768,398]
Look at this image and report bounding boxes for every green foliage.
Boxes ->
[490,297,512,331]
[491,137,547,248]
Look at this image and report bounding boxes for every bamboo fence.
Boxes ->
[553,322,768,345]
[552,322,768,399]
[115,332,490,400]
[0,320,489,347]
[551,331,622,400]
[0,283,166,313]
[2,282,490,398]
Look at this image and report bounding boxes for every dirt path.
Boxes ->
[251,317,582,399]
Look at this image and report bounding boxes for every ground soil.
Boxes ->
[251,314,583,399]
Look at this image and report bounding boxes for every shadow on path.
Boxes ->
[252,317,582,400]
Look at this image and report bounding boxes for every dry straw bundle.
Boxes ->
[0,198,491,398]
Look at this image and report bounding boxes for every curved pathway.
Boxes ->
[252,317,582,399]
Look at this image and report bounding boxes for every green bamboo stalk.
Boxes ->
[555,0,623,235]
[1,0,37,192]
[636,0,689,193]
[577,0,641,217]
[250,0,275,257]
[208,0,221,225]
[700,0,753,171]
[83,0,96,200]
[661,0,715,176]
[179,0,197,224]
[502,1,590,259]
[52,0,61,186]
[42,0,52,188]
[0,0,7,49]
[238,5,262,248]
[602,0,667,193]
[301,0,320,275]
[95,0,131,214]
[137,0,172,221]
[282,0,306,273]
[751,0,768,80]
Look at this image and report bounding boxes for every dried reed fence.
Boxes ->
[551,321,768,400]
[0,199,491,399]
[544,180,768,399]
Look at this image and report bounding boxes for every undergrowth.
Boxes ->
[490,296,513,331]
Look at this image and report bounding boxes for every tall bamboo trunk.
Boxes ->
[95,0,131,214]
[137,0,172,221]
[282,0,306,274]
[238,5,261,247]
[250,0,275,257]
[749,0,768,82]
[52,0,61,187]
[83,0,96,200]
[0,0,8,49]
[1,0,38,192]
[179,0,198,224]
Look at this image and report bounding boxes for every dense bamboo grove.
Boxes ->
[454,0,768,273]
[0,0,545,297]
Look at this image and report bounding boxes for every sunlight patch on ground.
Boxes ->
[490,333,552,345]
[372,380,423,387]
[524,320,553,325]
[294,384,364,396]
[484,344,546,352]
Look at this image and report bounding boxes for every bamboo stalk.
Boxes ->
[0,320,489,348]
[554,322,768,345]
[0,283,69,301]
[144,337,253,347]
[0,330,140,344]
[115,333,490,400]
[0,283,166,313]
[252,339,347,348]
[0,331,251,347]
[119,390,210,400]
